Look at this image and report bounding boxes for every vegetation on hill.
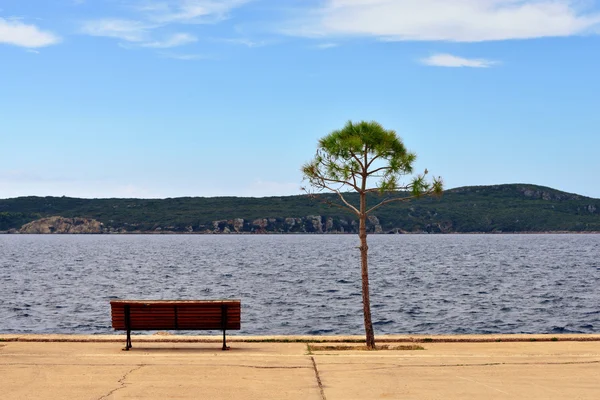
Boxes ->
[0,184,599,233]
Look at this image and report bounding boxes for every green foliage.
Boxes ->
[0,212,40,231]
[302,120,442,210]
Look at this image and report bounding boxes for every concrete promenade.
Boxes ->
[1,334,599,399]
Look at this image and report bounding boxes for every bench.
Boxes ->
[110,300,241,351]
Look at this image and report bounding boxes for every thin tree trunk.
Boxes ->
[359,193,376,349]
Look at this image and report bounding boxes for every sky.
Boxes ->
[1,0,600,199]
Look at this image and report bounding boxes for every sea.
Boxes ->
[0,234,598,335]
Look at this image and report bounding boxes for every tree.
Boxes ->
[302,120,443,349]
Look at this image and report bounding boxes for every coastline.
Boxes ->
[3,333,600,343]
[2,231,600,234]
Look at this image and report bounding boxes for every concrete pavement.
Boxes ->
[1,335,599,399]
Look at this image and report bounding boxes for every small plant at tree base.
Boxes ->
[308,344,425,352]
[302,120,442,349]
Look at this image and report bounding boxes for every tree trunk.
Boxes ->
[359,194,376,349]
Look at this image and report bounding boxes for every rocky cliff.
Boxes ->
[20,216,104,234]
[198,215,385,234]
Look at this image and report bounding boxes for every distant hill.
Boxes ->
[1,184,599,233]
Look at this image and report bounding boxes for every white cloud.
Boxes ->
[421,53,497,68]
[216,37,268,47]
[159,52,212,60]
[139,0,252,24]
[80,19,152,42]
[315,42,338,49]
[141,32,197,47]
[0,18,61,48]
[79,2,253,50]
[284,0,600,42]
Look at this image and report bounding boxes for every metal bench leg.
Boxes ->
[222,304,230,350]
[222,329,230,351]
[124,329,132,351]
[123,305,132,351]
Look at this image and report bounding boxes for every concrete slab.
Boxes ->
[312,342,600,400]
[0,342,320,400]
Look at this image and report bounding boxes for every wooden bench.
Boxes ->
[110,300,241,351]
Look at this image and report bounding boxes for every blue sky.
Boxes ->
[1,0,600,199]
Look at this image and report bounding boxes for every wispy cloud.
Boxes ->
[283,0,600,42]
[315,42,338,49]
[159,52,213,60]
[141,32,197,47]
[0,17,61,48]
[421,53,497,68]
[138,0,252,24]
[80,1,254,54]
[216,37,268,47]
[80,19,152,42]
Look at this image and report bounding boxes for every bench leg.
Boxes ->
[222,329,230,351]
[221,304,230,350]
[123,329,132,351]
[123,305,132,351]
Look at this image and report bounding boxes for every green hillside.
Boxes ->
[1,184,599,233]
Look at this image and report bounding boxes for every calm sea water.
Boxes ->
[0,234,598,335]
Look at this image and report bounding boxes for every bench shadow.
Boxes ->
[122,346,253,354]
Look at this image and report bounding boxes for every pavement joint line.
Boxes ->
[96,363,145,400]
[310,356,327,400]
[0,362,314,369]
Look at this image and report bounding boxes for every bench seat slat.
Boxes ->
[110,300,241,332]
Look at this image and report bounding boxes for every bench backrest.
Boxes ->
[110,300,241,331]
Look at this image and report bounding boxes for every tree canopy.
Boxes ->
[302,120,443,214]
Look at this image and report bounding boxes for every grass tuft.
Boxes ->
[308,344,425,352]
[305,343,313,355]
